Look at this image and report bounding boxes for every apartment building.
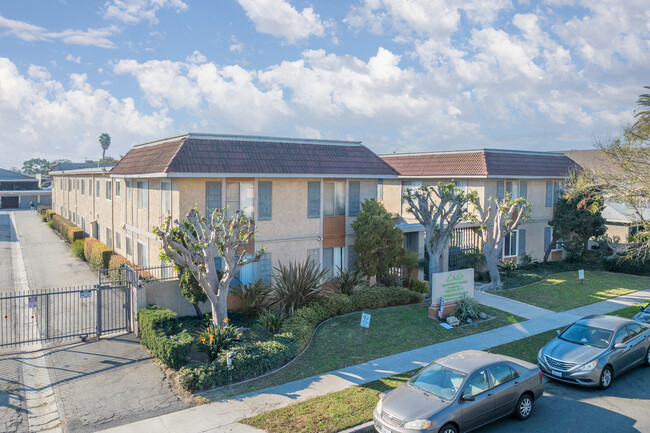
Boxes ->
[380,149,579,276]
[51,134,399,283]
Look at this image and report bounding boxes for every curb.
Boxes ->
[338,421,374,433]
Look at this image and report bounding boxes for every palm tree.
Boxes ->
[99,133,111,160]
[634,86,650,126]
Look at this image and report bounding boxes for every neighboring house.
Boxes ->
[380,149,578,277]
[50,133,398,282]
[0,168,51,209]
[562,149,648,244]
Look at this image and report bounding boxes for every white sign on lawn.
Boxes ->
[360,312,371,328]
[431,268,474,306]
[578,269,585,280]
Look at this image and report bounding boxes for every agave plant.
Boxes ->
[230,279,270,318]
[270,259,329,315]
[331,268,364,295]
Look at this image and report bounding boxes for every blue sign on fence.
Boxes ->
[80,290,92,299]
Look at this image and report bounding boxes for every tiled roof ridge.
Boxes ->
[163,135,189,174]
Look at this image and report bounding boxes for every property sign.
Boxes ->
[578,269,585,280]
[28,296,37,309]
[360,312,371,328]
[80,290,92,299]
[431,268,474,306]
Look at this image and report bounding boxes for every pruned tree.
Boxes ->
[473,195,531,290]
[351,199,404,280]
[154,207,264,327]
[99,133,111,160]
[403,182,478,296]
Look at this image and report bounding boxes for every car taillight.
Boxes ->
[538,371,542,378]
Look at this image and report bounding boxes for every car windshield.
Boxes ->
[560,323,613,349]
[643,304,650,313]
[409,362,467,400]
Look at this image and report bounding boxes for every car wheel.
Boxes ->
[599,366,613,389]
[438,423,458,433]
[514,393,533,420]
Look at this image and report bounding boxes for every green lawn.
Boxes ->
[495,271,650,312]
[242,302,648,433]
[203,304,524,401]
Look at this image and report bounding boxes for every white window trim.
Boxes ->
[503,229,519,258]
[115,179,121,198]
[551,228,563,252]
[125,234,133,257]
[105,180,112,201]
[161,180,172,215]
[95,180,100,198]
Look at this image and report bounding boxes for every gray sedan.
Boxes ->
[373,350,544,433]
[633,303,650,324]
[538,315,650,389]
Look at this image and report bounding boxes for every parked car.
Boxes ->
[373,350,543,433]
[538,315,650,389]
[633,303,650,324]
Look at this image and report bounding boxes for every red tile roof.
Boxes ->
[382,150,578,178]
[110,134,398,177]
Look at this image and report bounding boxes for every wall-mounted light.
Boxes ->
[317,235,323,241]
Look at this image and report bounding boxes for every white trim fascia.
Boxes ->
[125,224,157,240]
[111,172,398,179]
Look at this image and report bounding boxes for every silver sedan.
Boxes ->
[633,303,650,324]
[373,350,544,433]
[538,315,650,389]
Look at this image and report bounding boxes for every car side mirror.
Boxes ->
[640,306,645,311]
[614,343,626,350]
[460,392,475,402]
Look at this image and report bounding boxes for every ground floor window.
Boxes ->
[106,228,113,249]
[125,235,133,256]
[503,230,518,258]
[323,246,345,277]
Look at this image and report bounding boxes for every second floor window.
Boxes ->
[324,181,345,217]
[115,180,121,197]
[226,181,254,219]
[136,180,148,209]
[105,180,112,200]
[81,179,85,195]
[161,180,171,215]
[96,180,100,198]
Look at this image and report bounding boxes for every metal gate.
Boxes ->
[0,266,136,348]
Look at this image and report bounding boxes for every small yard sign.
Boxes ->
[360,312,371,328]
[578,269,585,280]
[80,290,92,299]
[28,296,37,309]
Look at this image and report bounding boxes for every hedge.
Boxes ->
[45,209,56,221]
[51,214,77,242]
[37,205,50,215]
[67,226,84,242]
[177,286,423,391]
[139,306,193,370]
[84,237,113,270]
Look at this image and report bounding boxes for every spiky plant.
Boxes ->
[270,259,328,315]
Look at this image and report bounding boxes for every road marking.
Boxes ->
[9,212,62,433]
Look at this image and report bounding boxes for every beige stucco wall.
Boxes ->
[605,224,630,243]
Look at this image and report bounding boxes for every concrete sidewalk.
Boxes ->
[99,287,650,433]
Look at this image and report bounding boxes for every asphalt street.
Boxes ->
[480,365,650,433]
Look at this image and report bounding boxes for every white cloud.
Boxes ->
[229,36,245,54]
[103,0,188,24]
[237,0,329,44]
[0,58,172,167]
[66,54,82,64]
[0,14,119,48]
[185,50,207,64]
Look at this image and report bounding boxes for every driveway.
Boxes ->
[0,210,193,432]
[480,367,650,433]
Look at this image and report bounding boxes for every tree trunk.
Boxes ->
[193,303,202,317]
[486,250,502,290]
[212,294,229,328]
[543,236,559,263]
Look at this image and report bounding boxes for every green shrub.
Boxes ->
[47,220,54,229]
[603,255,650,275]
[67,226,84,243]
[51,214,75,241]
[455,295,482,321]
[409,279,429,294]
[331,269,364,295]
[70,240,85,260]
[138,306,193,369]
[270,259,328,315]
[41,214,47,222]
[84,238,113,270]
[351,286,422,310]
[196,321,242,361]
[45,209,56,221]
[257,310,285,333]
[230,280,270,318]
[319,293,354,317]
[37,205,50,215]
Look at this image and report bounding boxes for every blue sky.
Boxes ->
[0,0,648,168]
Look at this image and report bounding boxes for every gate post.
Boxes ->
[97,270,102,339]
